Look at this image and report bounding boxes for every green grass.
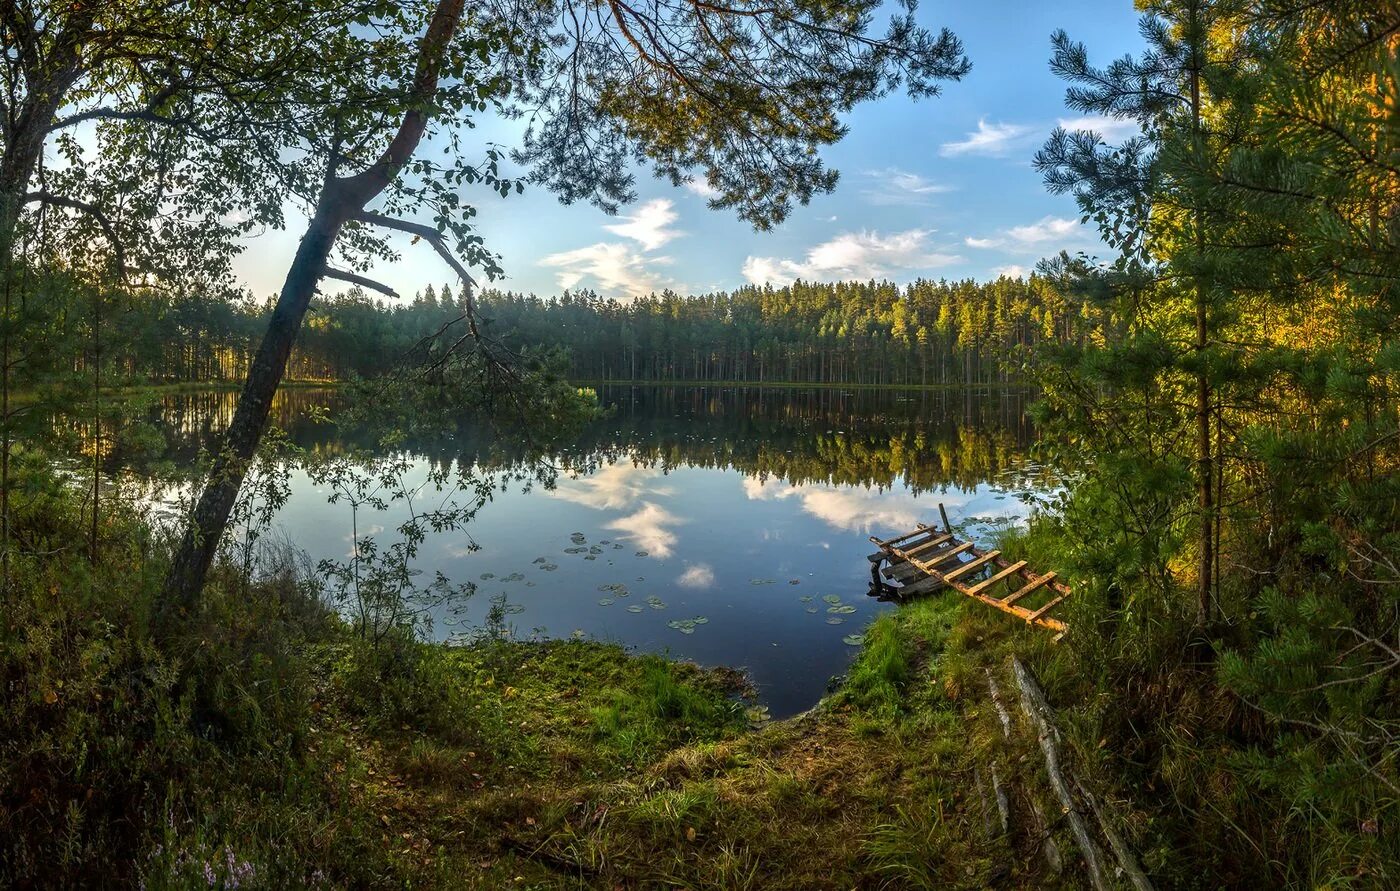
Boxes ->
[572,378,1032,392]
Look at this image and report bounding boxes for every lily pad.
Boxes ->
[479,572,495,581]
[532,557,548,564]
[564,547,586,555]
[842,634,866,646]
[646,596,667,610]
[788,579,801,585]
[634,550,649,557]
[826,617,845,625]
[749,578,777,586]
[502,572,524,582]
[745,704,771,725]
[799,595,814,603]
[589,546,603,555]
[667,619,697,635]
[827,605,857,615]
[584,555,597,561]
[540,563,559,572]
[597,598,615,606]
[805,607,819,614]
[626,605,644,613]
[822,594,842,605]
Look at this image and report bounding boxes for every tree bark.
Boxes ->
[1189,1,1215,635]
[160,0,466,615]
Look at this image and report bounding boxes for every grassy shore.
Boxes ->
[574,378,1031,392]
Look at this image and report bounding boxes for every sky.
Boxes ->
[230,0,1147,302]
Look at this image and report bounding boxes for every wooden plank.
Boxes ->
[943,550,1001,582]
[1001,572,1055,606]
[1025,594,1068,623]
[883,561,920,583]
[966,561,1028,596]
[895,575,946,598]
[906,541,975,571]
[901,533,954,557]
[869,524,934,548]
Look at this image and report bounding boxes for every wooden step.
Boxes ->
[943,549,1001,583]
[965,561,1028,596]
[1026,594,1068,623]
[910,541,974,571]
[1001,572,1056,606]
[901,533,954,558]
[895,575,946,598]
[870,524,934,548]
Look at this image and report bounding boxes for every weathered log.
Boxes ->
[985,668,1013,739]
[1012,656,1112,891]
[1077,777,1155,891]
[991,765,1010,835]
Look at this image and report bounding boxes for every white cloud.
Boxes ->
[964,216,1084,252]
[606,502,683,559]
[549,463,673,511]
[742,229,961,285]
[539,199,681,298]
[1057,115,1141,143]
[684,178,721,200]
[676,563,715,589]
[940,119,1036,157]
[1008,216,1080,244]
[861,167,954,206]
[604,198,680,250]
[539,242,672,297]
[993,264,1030,279]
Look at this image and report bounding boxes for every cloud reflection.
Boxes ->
[742,477,1027,535]
[606,502,683,558]
[676,563,715,588]
[550,463,674,510]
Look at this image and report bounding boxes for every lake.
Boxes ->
[131,385,1050,717]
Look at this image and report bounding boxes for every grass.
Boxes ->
[8,474,1391,888]
[572,378,1032,392]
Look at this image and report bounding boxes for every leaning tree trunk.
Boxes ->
[160,0,466,616]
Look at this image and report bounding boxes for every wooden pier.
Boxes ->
[867,505,1070,639]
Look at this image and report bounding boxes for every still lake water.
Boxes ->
[139,385,1050,716]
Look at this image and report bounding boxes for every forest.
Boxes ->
[22,273,1099,387]
[2,1,1398,889]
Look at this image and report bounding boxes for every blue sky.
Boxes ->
[232,1,1146,301]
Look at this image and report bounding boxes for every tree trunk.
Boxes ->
[160,0,466,614]
[1188,1,1214,633]
[160,202,347,611]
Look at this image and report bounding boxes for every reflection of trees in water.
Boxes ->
[137,385,1048,494]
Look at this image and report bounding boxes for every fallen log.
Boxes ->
[1077,777,1155,891]
[1012,656,1112,891]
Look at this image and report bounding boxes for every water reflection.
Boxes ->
[113,384,1049,717]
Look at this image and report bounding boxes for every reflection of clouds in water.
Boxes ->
[606,502,683,558]
[549,462,674,510]
[742,477,1028,535]
[676,563,715,589]
[342,523,385,542]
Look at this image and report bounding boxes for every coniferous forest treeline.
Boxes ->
[46,274,1103,388]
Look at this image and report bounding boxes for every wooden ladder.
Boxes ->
[868,505,1071,639]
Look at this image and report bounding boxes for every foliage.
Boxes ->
[1022,1,1399,884]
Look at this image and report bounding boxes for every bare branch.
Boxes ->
[322,266,400,299]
